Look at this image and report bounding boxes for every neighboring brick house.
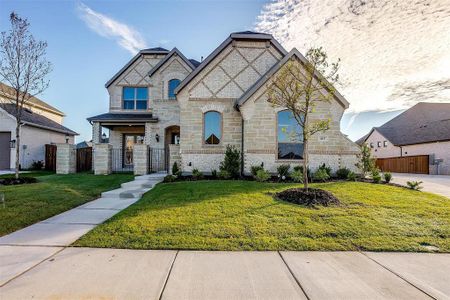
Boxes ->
[88,31,359,175]
[356,102,450,175]
[0,82,77,170]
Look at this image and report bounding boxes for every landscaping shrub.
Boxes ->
[383,172,392,183]
[211,169,218,179]
[172,162,181,176]
[290,169,304,183]
[255,169,270,182]
[407,181,423,190]
[371,169,382,183]
[163,175,176,183]
[276,188,340,207]
[219,145,241,178]
[313,168,330,182]
[30,160,44,171]
[318,163,332,177]
[347,171,357,181]
[0,177,37,185]
[336,167,350,180]
[218,169,231,179]
[250,164,264,177]
[192,169,203,180]
[277,164,290,180]
[293,165,312,180]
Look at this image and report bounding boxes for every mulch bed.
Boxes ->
[275,188,341,207]
[0,177,37,186]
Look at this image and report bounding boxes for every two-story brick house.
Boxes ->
[88,31,359,175]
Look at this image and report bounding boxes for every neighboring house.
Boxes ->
[0,82,77,170]
[76,141,93,149]
[356,102,450,175]
[88,31,359,174]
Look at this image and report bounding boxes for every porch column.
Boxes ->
[56,143,76,174]
[144,122,152,145]
[92,122,102,144]
[93,143,112,175]
[168,144,181,174]
[133,144,148,175]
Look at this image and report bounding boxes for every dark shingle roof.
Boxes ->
[141,47,169,53]
[1,104,77,135]
[87,112,158,123]
[360,103,450,146]
[189,59,201,68]
[0,82,64,116]
[147,48,195,77]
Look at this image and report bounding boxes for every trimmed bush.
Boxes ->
[218,169,231,179]
[383,172,392,183]
[250,165,264,177]
[290,170,304,183]
[336,167,350,180]
[277,164,290,180]
[318,163,332,177]
[407,181,423,190]
[211,169,218,179]
[313,168,330,182]
[347,171,357,181]
[255,169,270,182]
[371,169,381,183]
[172,162,181,176]
[219,145,241,178]
[192,169,203,180]
[30,160,44,171]
[163,175,176,183]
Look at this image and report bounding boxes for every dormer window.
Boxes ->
[168,79,181,99]
[123,87,148,110]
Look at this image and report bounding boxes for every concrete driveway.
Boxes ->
[391,173,450,199]
[0,247,449,299]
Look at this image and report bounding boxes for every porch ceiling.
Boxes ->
[87,112,158,124]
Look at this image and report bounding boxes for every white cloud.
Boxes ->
[256,0,450,113]
[77,2,147,54]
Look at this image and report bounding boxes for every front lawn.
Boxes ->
[0,172,134,236]
[75,180,450,252]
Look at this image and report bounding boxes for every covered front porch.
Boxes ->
[87,112,180,174]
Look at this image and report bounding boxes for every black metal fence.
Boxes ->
[111,148,133,173]
[148,147,168,173]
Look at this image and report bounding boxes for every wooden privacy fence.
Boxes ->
[45,144,57,171]
[375,155,429,174]
[76,147,92,172]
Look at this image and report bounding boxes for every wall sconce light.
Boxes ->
[102,133,107,142]
[155,134,160,142]
[9,139,16,148]
[188,162,192,166]
[65,134,69,144]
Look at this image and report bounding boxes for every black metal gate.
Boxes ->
[148,147,168,173]
[111,148,133,172]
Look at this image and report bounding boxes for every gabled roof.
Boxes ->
[1,104,77,135]
[357,102,450,146]
[147,48,195,77]
[0,82,65,116]
[105,47,170,88]
[174,31,288,95]
[235,48,349,109]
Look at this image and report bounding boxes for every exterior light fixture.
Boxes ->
[65,134,69,144]
[155,134,160,142]
[9,139,16,148]
[102,133,107,142]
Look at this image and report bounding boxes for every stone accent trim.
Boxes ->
[93,143,112,175]
[56,143,76,174]
[133,144,148,175]
[181,149,226,154]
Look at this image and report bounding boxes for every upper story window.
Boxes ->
[168,79,181,99]
[204,111,221,145]
[370,142,374,148]
[383,141,388,147]
[277,110,303,160]
[377,141,381,148]
[123,87,148,110]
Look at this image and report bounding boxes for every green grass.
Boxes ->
[75,180,450,252]
[0,172,134,236]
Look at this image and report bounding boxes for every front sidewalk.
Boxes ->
[0,248,448,299]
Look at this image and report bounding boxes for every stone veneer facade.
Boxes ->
[91,32,360,175]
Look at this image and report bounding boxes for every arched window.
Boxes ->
[277,110,303,159]
[168,79,181,99]
[204,111,222,145]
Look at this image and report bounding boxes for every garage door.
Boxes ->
[0,132,11,169]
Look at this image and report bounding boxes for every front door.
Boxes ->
[123,134,144,167]
[0,132,11,169]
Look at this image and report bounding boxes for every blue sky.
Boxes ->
[3,0,444,143]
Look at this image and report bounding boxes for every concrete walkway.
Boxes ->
[391,173,450,199]
[0,248,448,299]
[0,173,166,286]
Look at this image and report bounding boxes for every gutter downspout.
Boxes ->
[400,146,403,157]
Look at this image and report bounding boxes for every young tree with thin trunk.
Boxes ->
[0,12,52,179]
[267,47,340,191]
